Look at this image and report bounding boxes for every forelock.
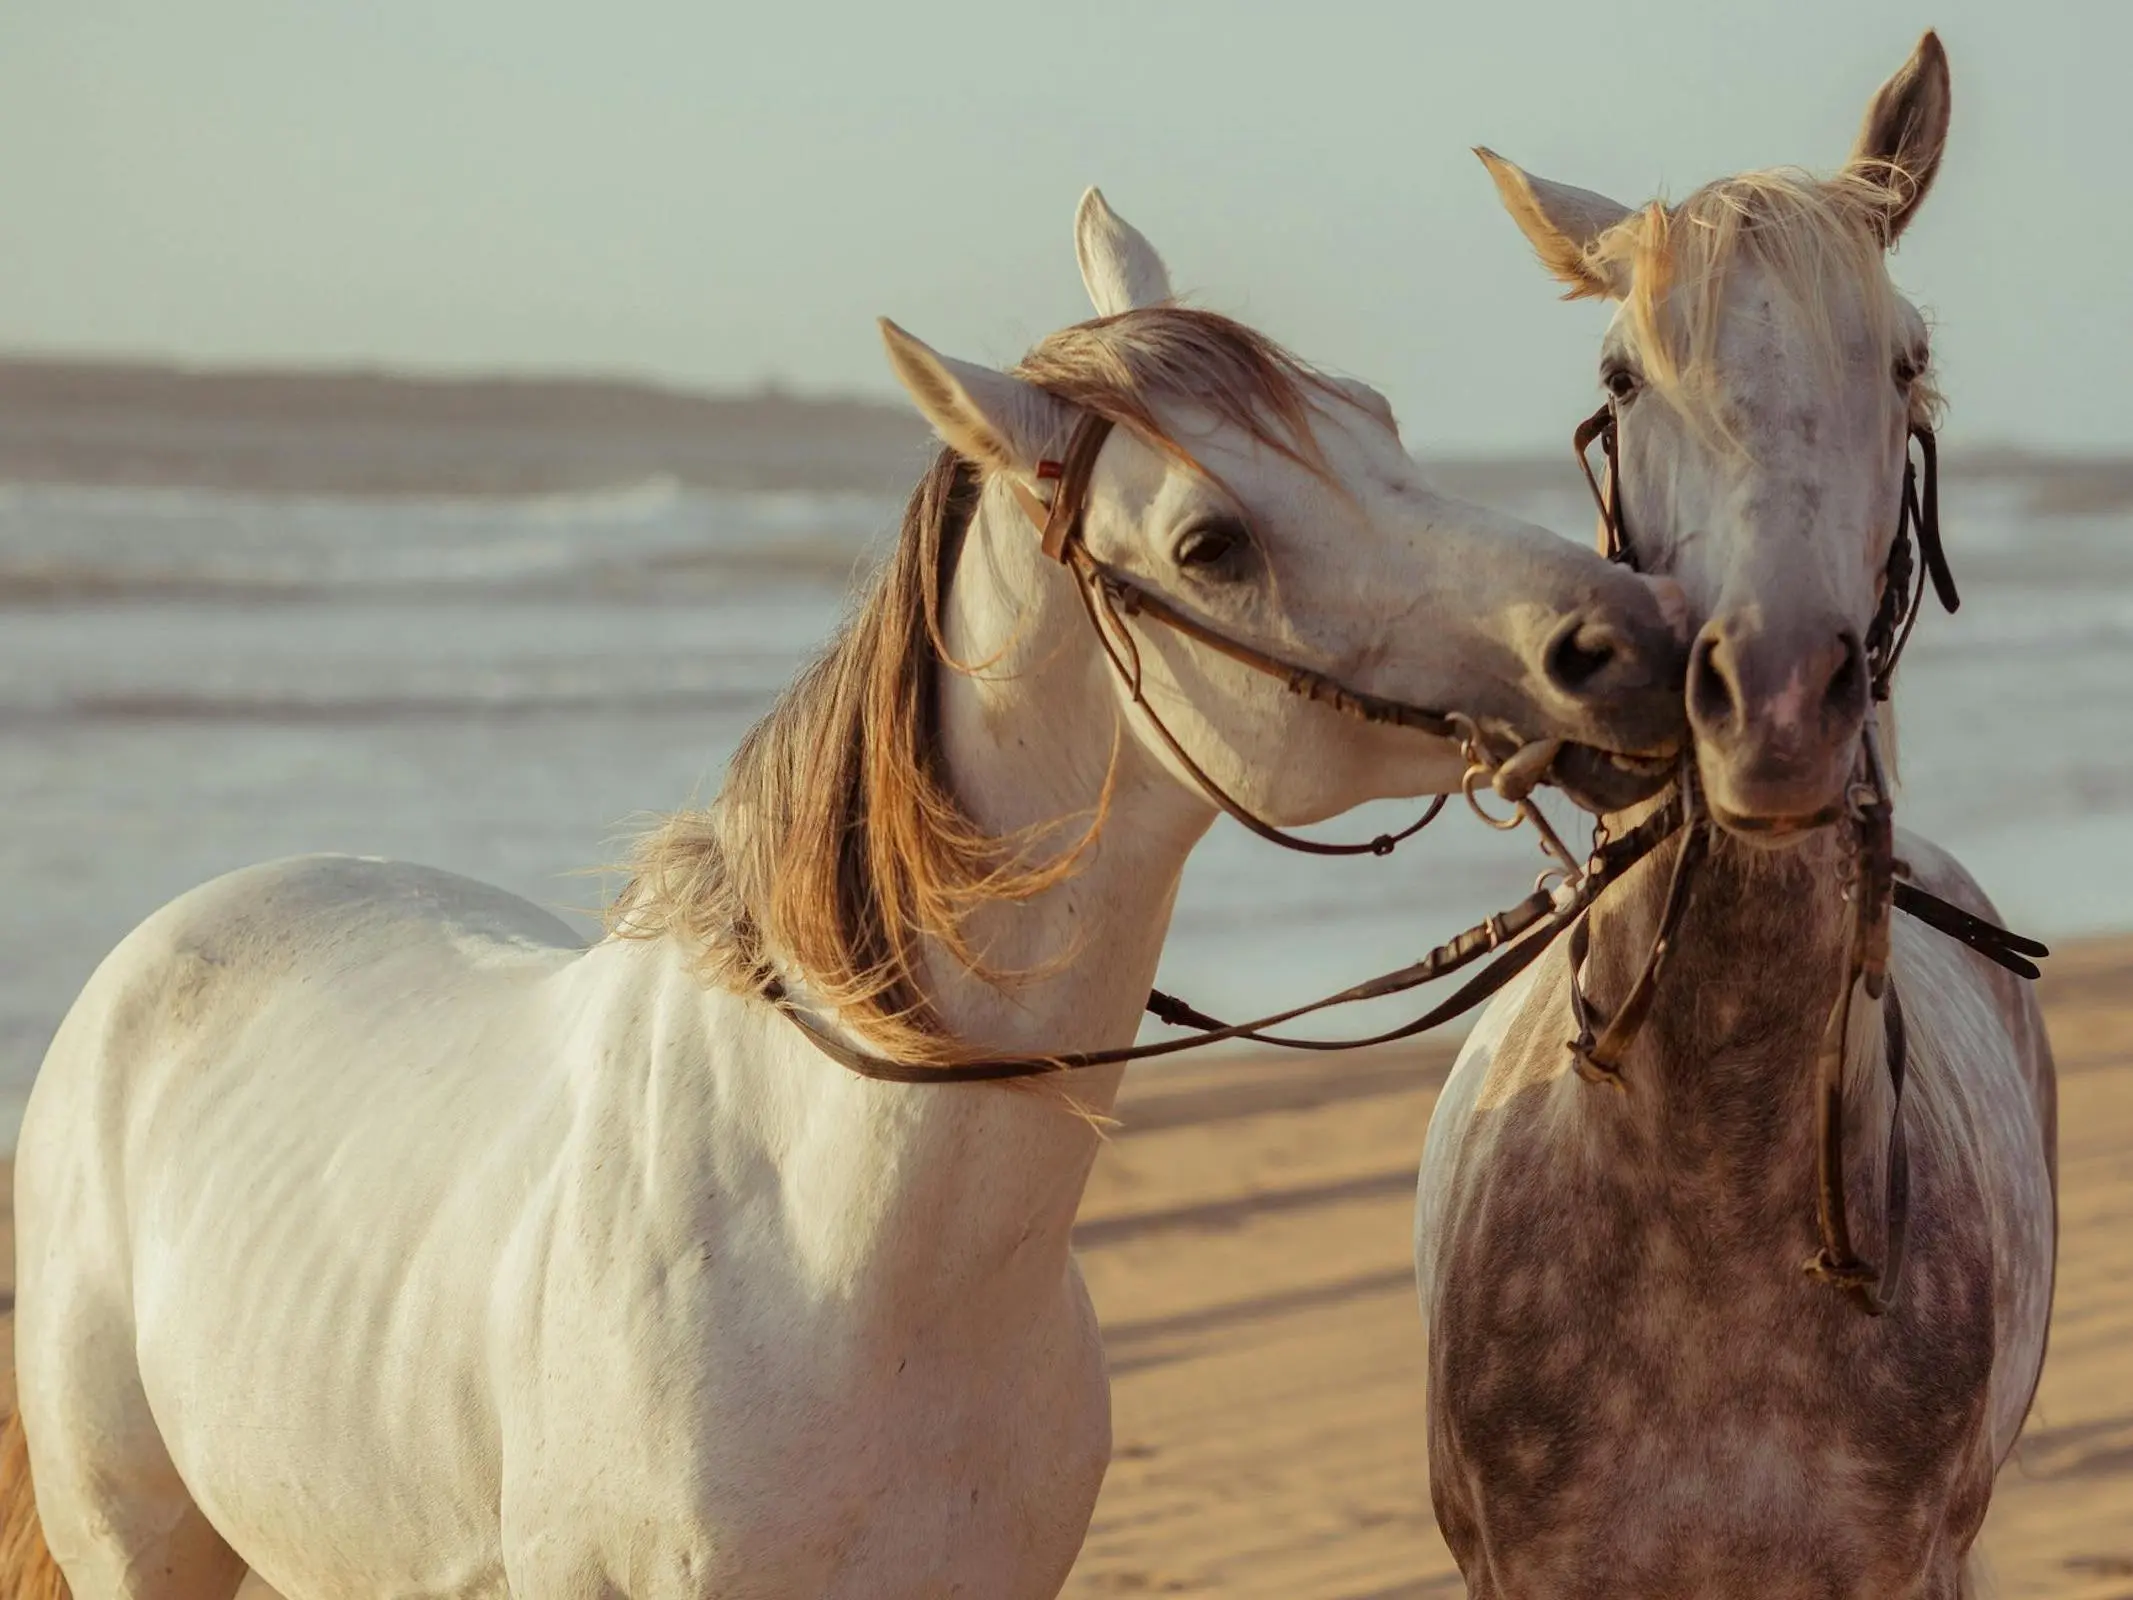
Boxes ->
[1590,168,1940,443]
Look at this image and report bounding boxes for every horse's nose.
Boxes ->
[1687,615,1866,745]
[1541,613,1629,698]
[1688,610,1868,826]
[1542,583,1686,700]
[1533,580,1688,758]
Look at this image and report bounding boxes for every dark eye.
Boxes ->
[1893,348,1927,388]
[1602,365,1641,402]
[1172,517,1249,574]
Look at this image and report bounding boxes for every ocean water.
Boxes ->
[4,473,2130,1142]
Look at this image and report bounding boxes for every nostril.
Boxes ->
[1544,620,1622,696]
[1687,632,1737,733]
[1825,630,1867,718]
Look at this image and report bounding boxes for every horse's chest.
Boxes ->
[499,1265,1113,1600]
[651,1410,1105,1600]
[1428,1137,1998,1594]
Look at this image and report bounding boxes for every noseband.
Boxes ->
[1564,399,2045,1315]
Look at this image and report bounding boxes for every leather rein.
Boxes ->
[1563,400,2047,1316]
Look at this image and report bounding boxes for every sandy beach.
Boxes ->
[0,936,2121,1596]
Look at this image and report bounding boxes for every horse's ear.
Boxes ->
[1843,30,1951,245]
[1075,187,1174,317]
[877,319,1070,473]
[1474,148,1634,300]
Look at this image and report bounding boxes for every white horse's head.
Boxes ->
[877,189,1689,826]
[1475,32,1951,838]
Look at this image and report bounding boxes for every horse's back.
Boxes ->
[19,852,588,1277]
[15,855,593,1595]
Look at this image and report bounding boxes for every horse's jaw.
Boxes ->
[1551,743,1678,815]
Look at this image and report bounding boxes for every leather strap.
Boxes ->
[1088,568,1463,739]
[1005,413,1117,563]
[1910,424,1958,615]
[1805,969,1912,1317]
[763,798,1690,1083]
[1566,770,1711,1089]
[1891,880,2047,979]
[767,903,1557,1083]
[755,395,2046,1203]
[1018,409,1462,857]
[1875,981,1914,1314]
[1866,424,1955,701]
[1574,402,1629,563]
[1067,555,1449,857]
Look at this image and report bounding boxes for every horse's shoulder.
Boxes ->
[1441,955,1565,1112]
[1417,957,1558,1282]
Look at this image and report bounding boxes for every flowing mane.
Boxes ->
[610,306,1348,1062]
[1586,167,1944,437]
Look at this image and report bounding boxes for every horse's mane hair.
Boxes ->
[1584,166,1945,441]
[608,306,1348,1064]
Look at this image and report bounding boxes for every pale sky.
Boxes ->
[1,0,2124,452]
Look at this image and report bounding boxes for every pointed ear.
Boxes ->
[877,318,1071,473]
[1843,30,1951,245]
[1075,187,1174,317]
[1474,147,1635,300]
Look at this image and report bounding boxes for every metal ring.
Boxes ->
[1461,763,1526,831]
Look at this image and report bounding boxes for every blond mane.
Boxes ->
[1585,167,1944,438]
[609,306,1347,1064]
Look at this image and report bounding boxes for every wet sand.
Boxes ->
[2,936,2127,1597]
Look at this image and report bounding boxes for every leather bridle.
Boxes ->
[770,796,1684,1083]
[1010,413,1464,858]
[764,408,1638,1080]
[1562,399,2045,1315]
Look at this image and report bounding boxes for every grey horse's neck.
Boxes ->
[1580,820,1861,1196]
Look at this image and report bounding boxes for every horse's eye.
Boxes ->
[1893,349,1926,388]
[1602,366,1642,402]
[1173,518,1248,573]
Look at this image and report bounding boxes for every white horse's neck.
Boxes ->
[768,477,1217,1298]
[920,478,1218,1090]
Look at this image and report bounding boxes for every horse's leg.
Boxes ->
[11,1298,246,1600]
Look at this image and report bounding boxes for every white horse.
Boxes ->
[1415,35,2056,1599]
[8,191,1688,1600]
